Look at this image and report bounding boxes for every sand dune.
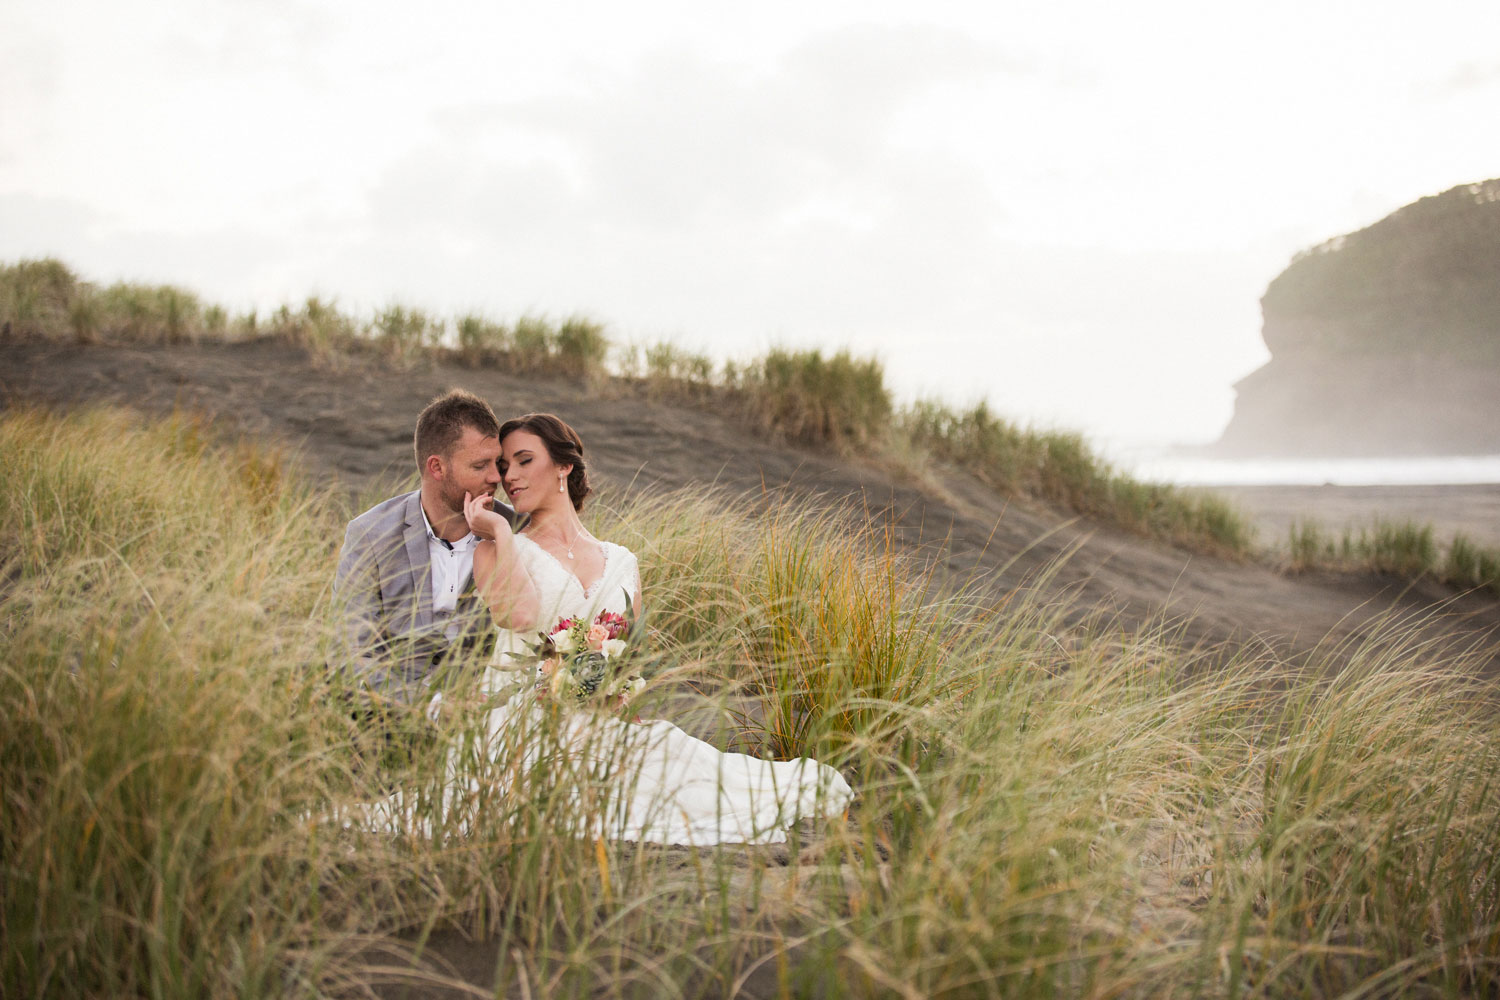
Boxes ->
[4,335,1497,676]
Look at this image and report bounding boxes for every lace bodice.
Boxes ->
[485,533,640,680]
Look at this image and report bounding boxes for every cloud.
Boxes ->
[347,25,1031,329]
[1430,62,1500,96]
[0,9,63,166]
[486,24,1019,228]
[0,192,327,307]
[0,13,1272,446]
[0,193,102,250]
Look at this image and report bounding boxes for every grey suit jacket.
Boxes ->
[332,490,518,702]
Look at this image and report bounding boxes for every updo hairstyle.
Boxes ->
[498,412,592,512]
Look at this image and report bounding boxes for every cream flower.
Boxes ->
[601,638,627,658]
[550,666,578,697]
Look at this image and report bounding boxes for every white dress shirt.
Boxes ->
[420,505,481,640]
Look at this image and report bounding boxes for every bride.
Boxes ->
[422,411,853,846]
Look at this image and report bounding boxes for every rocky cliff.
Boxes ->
[1214,179,1500,457]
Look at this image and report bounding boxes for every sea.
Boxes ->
[1112,451,1500,488]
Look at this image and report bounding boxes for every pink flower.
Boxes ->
[586,624,610,651]
[595,611,630,639]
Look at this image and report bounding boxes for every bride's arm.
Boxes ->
[466,493,540,630]
[473,539,540,629]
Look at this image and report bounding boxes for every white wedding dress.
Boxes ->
[352,533,853,846]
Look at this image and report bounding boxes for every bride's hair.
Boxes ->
[498,412,592,512]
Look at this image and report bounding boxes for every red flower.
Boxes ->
[594,611,630,640]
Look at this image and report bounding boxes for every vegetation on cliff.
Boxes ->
[1262,179,1500,359]
[1217,179,1500,457]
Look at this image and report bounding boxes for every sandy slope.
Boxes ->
[1208,483,1500,550]
[4,335,1498,677]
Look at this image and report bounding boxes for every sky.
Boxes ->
[3,0,1498,453]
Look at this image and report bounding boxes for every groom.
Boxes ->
[333,388,526,704]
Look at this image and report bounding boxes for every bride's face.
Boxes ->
[500,429,572,515]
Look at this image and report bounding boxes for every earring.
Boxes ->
[558,476,566,493]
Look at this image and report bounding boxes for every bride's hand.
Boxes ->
[463,491,508,541]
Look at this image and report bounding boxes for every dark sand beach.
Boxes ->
[1208,483,1500,550]
[4,335,1498,679]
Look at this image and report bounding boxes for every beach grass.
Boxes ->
[4,405,1499,998]
[1447,532,1500,598]
[617,341,719,401]
[15,256,1500,598]
[897,400,1256,557]
[1,258,1264,562]
[0,258,205,345]
[733,347,893,452]
[1287,518,1500,598]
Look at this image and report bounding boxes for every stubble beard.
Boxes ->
[438,479,471,524]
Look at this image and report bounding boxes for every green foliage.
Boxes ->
[1265,178,1500,360]
[554,315,609,377]
[1243,647,1500,997]
[61,255,1500,574]
[90,282,204,343]
[1447,532,1500,598]
[0,408,346,996]
[621,340,718,400]
[510,313,554,369]
[371,303,439,361]
[1,252,1258,559]
[453,312,609,377]
[263,296,360,366]
[898,399,1257,557]
[300,295,357,356]
[0,260,219,345]
[455,311,511,364]
[1364,520,1438,575]
[67,283,102,343]
[648,341,715,384]
[739,347,893,451]
[3,407,1500,997]
[592,489,969,758]
[1287,519,1331,571]
[1292,519,1500,597]
[0,257,79,336]
[203,303,228,336]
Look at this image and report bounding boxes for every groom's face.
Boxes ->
[434,425,503,514]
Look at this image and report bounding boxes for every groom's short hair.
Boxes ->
[414,389,501,471]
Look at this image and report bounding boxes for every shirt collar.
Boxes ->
[420,503,476,550]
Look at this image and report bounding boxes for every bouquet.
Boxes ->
[529,609,645,710]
